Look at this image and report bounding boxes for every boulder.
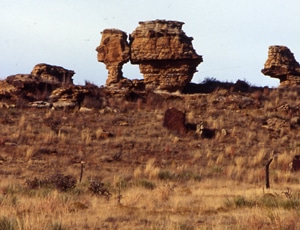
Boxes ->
[163,107,186,135]
[31,63,75,84]
[290,155,300,171]
[2,64,75,102]
[96,29,130,86]
[261,46,300,87]
[130,20,202,92]
[49,85,90,109]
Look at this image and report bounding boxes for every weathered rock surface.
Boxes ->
[0,64,75,103]
[31,63,75,84]
[262,117,289,131]
[49,85,90,109]
[96,29,130,86]
[0,80,18,101]
[96,20,202,92]
[163,107,186,135]
[29,101,52,108]
[130,20,202,91]
[262,46,300,87]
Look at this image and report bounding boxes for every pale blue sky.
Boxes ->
[1,0,300,87]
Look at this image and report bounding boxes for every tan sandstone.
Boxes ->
[96,29,130,86]
[31,63,75,84]
[261,46,300,87]
[130,20,202,91]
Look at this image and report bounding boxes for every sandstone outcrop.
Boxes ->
[96,29,130,86]
[96,20,202,92]
[31,63,75,84]
[130,20,202,92]
[262,46,300,87]
[49,85,90,109]
[0,64,75,102]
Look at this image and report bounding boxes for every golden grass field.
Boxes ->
[1,85,300,229]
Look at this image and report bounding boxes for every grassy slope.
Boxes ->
[1,86,300,229]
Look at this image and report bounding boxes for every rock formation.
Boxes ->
[49,85,90,109]
[96,20,202,92]
[96,29,130,86]
[261,46,300,87]
[0,63,75,102]
[31,63,75,84]
[130,20,202,91]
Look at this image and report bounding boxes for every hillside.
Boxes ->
[0,79,300,229]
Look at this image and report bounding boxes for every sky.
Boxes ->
[1,0,300,87]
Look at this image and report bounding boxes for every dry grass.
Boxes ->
[1,86,300,229]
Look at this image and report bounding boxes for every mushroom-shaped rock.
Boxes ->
[130,20,203,92]
[96,29,130,86]
[261,46,300,87]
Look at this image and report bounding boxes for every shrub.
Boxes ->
[224,196,256,208]
[281,199,300,210]
[158,171,174,180]
[26,177,43,189]
[175,171,202,182]
[48,174,77,192]
[259,195,279,208]
[138,179,156,190]
[26,174,76,192]
[88,180,111,200]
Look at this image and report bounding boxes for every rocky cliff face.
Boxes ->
[261,46,300,87]
[96,29,130,86]
[130,20,202,92]
[96,20,202,92]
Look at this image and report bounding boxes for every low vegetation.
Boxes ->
[1,84,300,229]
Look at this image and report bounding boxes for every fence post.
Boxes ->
[80,161,85,183]
[265,158,273,189]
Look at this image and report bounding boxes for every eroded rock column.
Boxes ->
[96,29,130,86]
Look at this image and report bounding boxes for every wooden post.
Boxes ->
[265,158,273,189]
[80,161,85,183]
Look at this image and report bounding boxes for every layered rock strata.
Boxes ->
[96,29,130,86]
[262,46,300,87]
[1,63,75,102]
[31,63,75,84]
[130,20,202,91]
[49,85,90,109]
[96,20,202,92]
